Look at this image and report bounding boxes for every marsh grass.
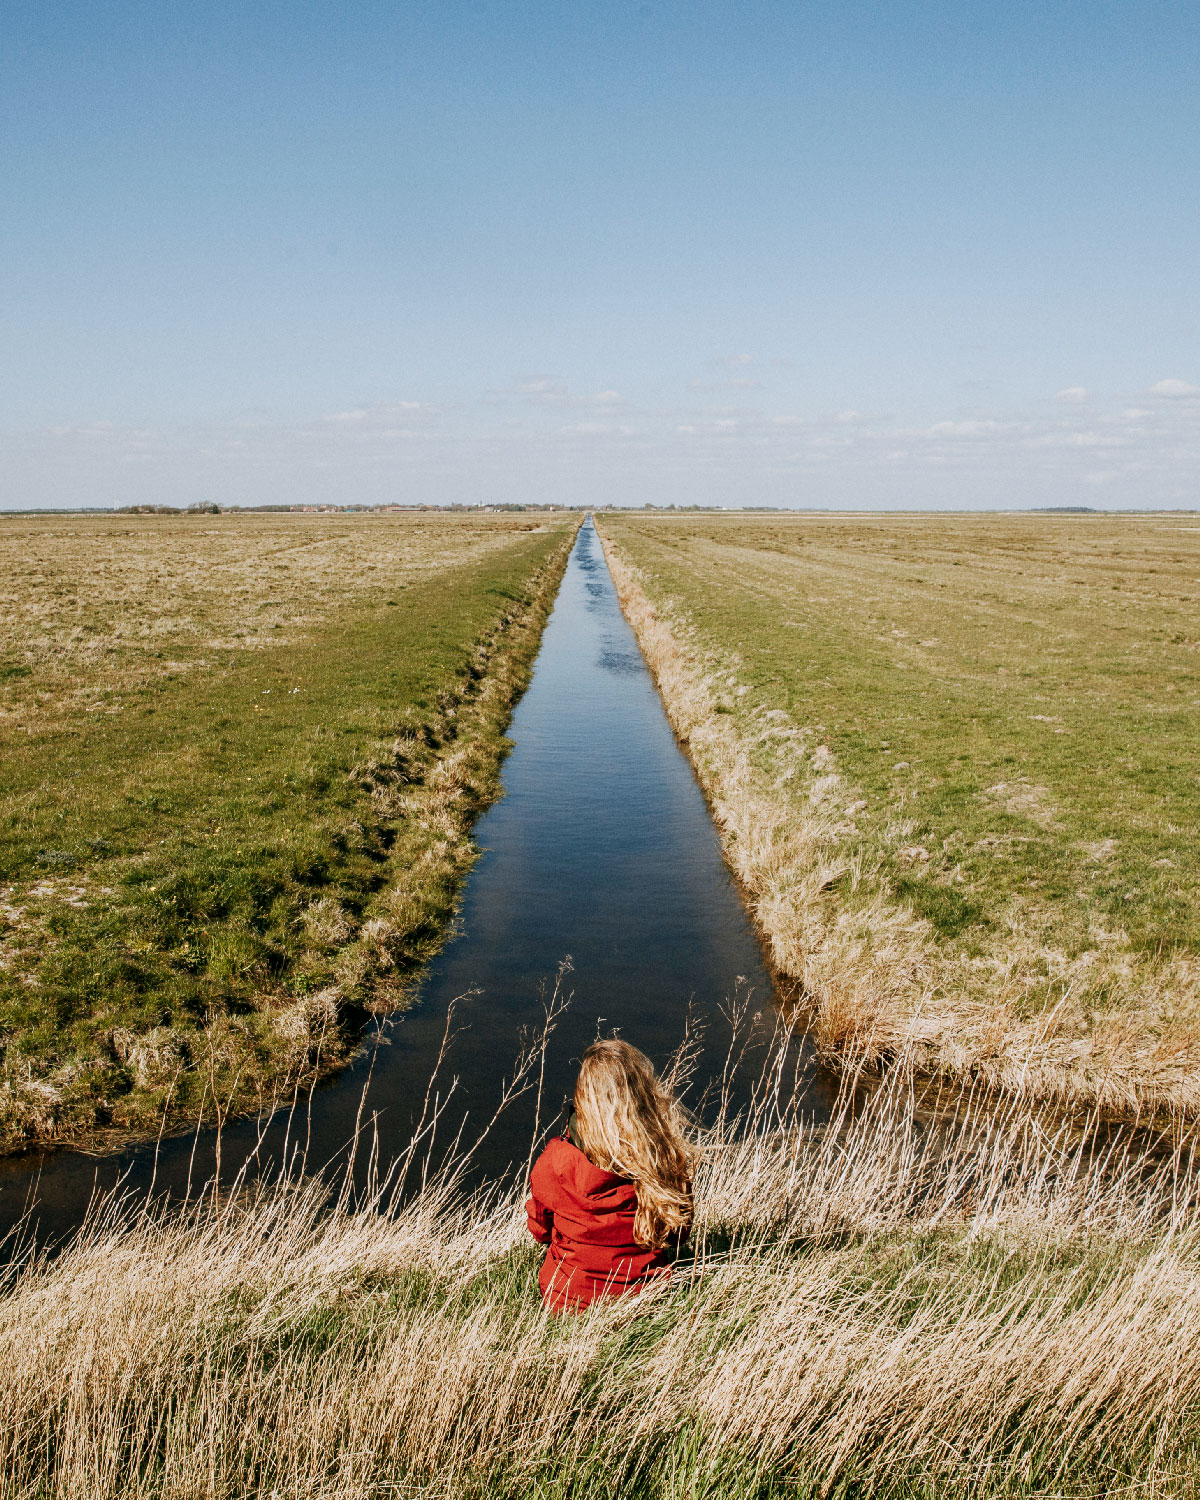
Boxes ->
[1,1019,1197,1500]
[596,513,1200,1120]
[0,513,576,1151]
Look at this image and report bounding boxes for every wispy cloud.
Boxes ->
[926,419,1014,438]
[485,376,570,404]
[688,377,764,393]
[559,421,635,437]
[323,402,427,423]
[1150,378,1200,399]
[690,354,767,394]
[485,377,625,409]
[5,376,1199,511]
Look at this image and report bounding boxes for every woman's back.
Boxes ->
[526,1136,671,1311]
[526,1039,694,1312]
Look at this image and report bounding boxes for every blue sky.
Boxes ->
[2,0,1197,509]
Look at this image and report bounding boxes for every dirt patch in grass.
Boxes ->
[597,511,1200,1122]
[0,512,578,1153]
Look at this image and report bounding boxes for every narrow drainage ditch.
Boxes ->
[0,516,834,1244]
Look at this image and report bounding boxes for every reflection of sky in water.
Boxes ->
[0,517,831,1246]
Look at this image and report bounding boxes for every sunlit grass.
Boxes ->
[0,512,576,1151]
[2,1030,1196,1499]
[598,512,1200,1119]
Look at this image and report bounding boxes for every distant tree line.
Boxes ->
[111,502,573,515]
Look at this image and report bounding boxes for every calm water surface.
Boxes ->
[0,518,832,1244]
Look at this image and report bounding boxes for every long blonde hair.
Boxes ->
[572,1039,696,1252]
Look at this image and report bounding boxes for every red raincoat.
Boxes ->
[525,1136,674,1312]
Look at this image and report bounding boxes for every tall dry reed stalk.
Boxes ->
[1,1021,1197,1499]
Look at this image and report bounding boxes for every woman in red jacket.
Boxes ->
[525,1038,696,1312]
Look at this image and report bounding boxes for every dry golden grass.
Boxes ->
[596,513,1200,1123]
[0,510,553,729]
[2,1032,1197,1499]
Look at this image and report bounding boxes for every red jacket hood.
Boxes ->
[534,1137,637,1214]
[526,1136,669,1311]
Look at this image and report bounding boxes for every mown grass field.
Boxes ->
[597,512,1200,1119]
[0,511,575,1152]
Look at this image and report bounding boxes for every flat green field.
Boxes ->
[0,511,574,1151]
[599,511,1200,1118]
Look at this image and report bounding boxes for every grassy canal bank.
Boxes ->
[2,1048,1197,1499]
[3,511,1197,1499]
[0,511,577,1153]
[596,512,1200,1123]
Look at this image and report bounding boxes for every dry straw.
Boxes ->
[1,1018,1197,1499]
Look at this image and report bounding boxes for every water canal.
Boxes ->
[0,517,832,1244]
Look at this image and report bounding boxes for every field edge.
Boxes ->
[0,520,580,1158]
[594,518,1198,1128]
